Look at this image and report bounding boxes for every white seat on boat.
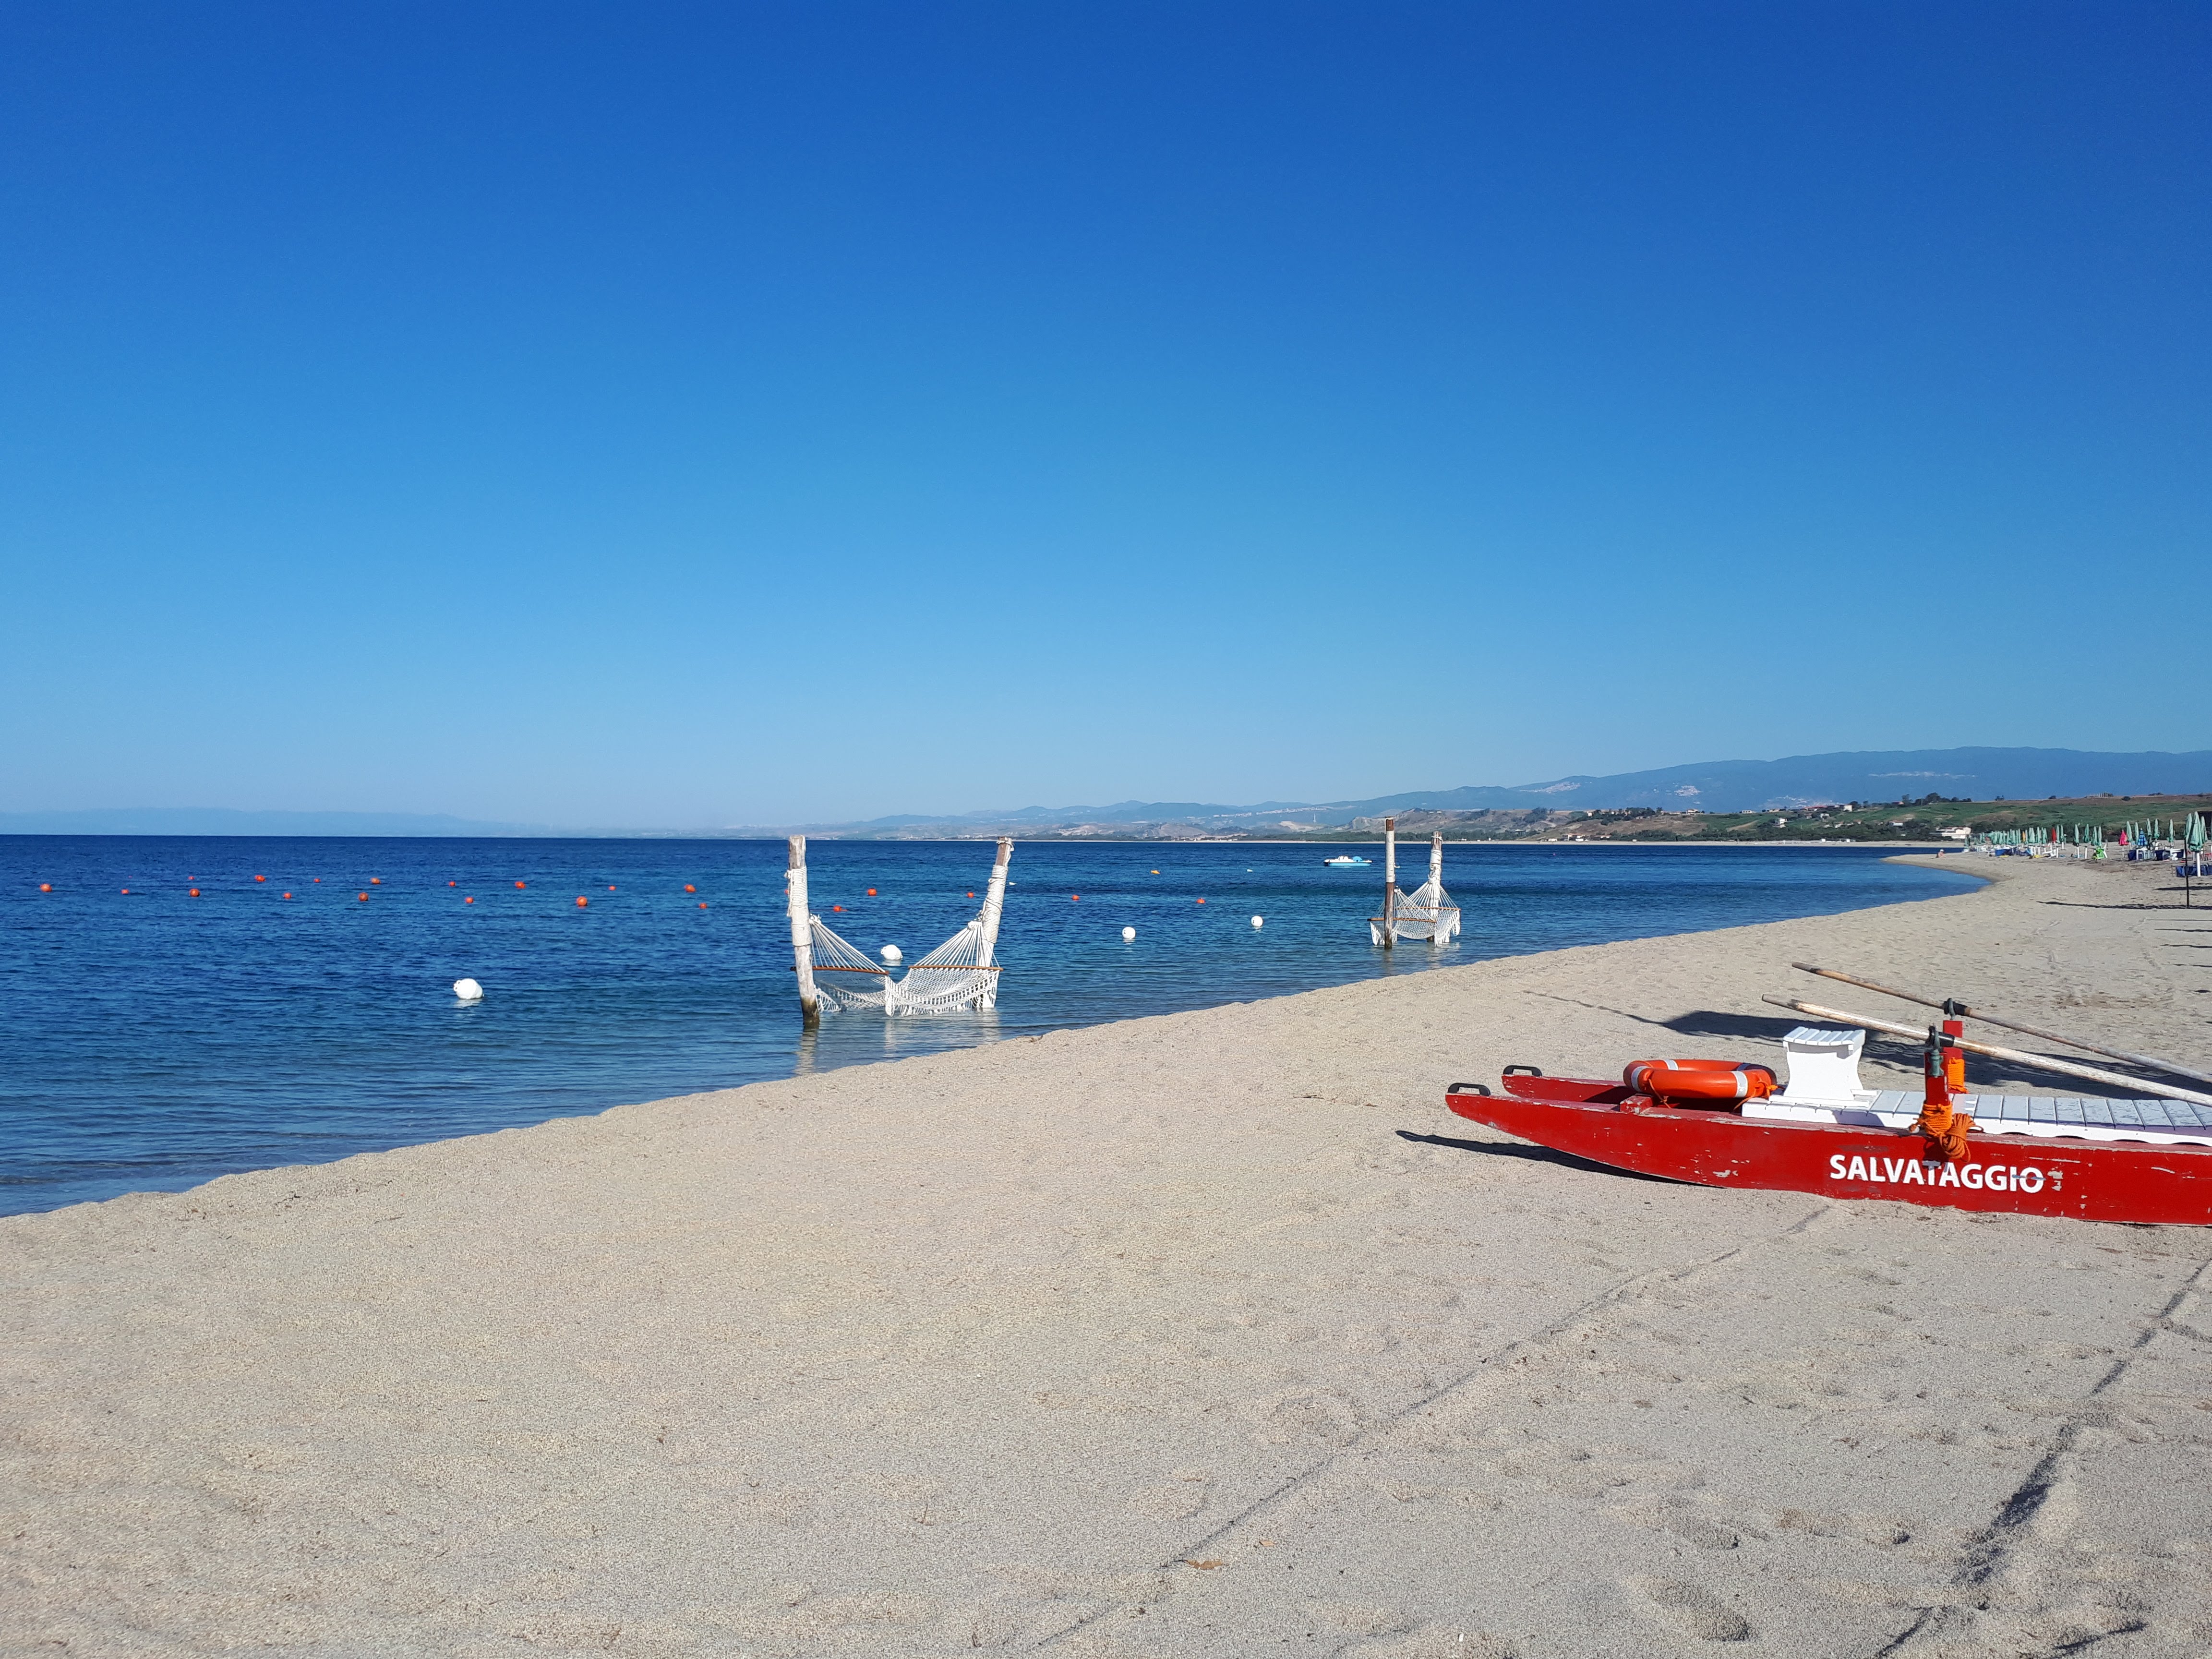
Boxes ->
[1776,1026,1873,1106]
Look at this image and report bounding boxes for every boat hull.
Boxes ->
[1446,1077,2212,1227]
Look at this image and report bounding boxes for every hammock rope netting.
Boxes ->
[793,837,1010,1018]
[1387,872,1462,943]
[1370,833,1463,945]
[807,910,1002,1015]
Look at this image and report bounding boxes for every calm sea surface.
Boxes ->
[0,837,1977,1214]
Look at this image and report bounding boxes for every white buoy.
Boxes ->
[880,943,903,964]
[453,977,483,1002]
[1121,926,1136,942]
[1250,915,1264,928]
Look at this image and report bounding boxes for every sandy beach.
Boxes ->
[6,854,2210,1658]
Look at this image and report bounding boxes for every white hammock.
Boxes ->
[807,911,1003,1014]
[1384,873,1461,943]
[788,837,1010,1018]
[1369,829,1462,945]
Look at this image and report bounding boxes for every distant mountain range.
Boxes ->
[802,746,2212,836]
[8,747,2210,839]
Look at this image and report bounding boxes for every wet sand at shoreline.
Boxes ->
[5,854,2210,1657]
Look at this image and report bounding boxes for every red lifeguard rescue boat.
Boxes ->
[1444,1024,2212,1228]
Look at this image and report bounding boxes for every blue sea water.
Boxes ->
[0,837,1977,1215]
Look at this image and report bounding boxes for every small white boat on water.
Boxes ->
[1324,855,1371,867]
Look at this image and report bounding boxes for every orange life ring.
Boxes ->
[1622,1059,1777,1102]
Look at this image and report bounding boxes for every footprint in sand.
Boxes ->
[1346,1627,1521,1659]
[1129,1471,1209,1521]
[1627,1578,1753,1642]
[1613,1497,1741,1550]
[1241,1388,1365,1446]
[1775,1508,1911,1547]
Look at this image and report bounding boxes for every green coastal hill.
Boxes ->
[1367,793,2212,845]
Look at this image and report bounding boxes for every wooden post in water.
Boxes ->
[787,835,819,1027]
[1381,816,1397,949]
[975,837,1012,1009]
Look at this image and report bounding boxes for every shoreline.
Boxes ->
[2,842,1978,1220]
[5,853,2209,1654]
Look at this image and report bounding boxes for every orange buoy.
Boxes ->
[448,880,456,887]
[283,892,292,900]
[39,882,51,892]
[189,888,201,897]
[465,896,474,903]
[358,892,369,902]
[697,902,707,909]
[120,888,130,894]
[1622,1059,1777,1103]
[608,885,616,891]
[1071,893,1080,901]
[371,877,381,885]
[576,896,588,907]
[967,891,974,898]
[866,888,877,896]
[832,903,843,911]
[1196,898,1205,904]
[313,878,320,882]
[515,881,526,889]
[253,875,265,883]
[684,883,695,892]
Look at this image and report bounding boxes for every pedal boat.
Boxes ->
[1444,1027,2212,1227]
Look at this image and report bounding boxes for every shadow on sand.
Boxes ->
[1394,1128,1675,1185]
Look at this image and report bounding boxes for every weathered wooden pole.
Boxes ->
[975,837,1012,1009]
[787,835,819,1027]
[1381,816,1397,949]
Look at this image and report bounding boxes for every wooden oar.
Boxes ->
[1761,996,2212,1110]
[1791,962,2212,1088]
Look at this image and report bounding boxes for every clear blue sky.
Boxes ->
[4,2,2205,826]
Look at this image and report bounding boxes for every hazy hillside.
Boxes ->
[821,747,2212,836]
[12,747,2211,839]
